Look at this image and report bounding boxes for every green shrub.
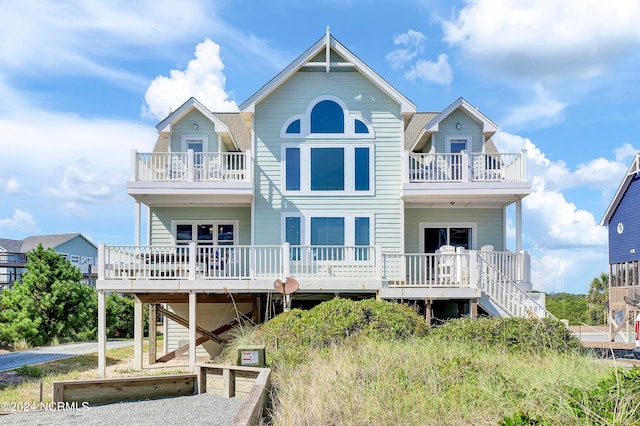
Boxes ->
[428,316,582,354]
[257,298,427,367]
[14,365,44,379]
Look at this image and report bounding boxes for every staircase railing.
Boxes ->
[477,254,556,319]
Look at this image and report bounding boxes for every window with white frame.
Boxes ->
[173,221,238,246]
[282,214,373,260]
[283,144,373,194]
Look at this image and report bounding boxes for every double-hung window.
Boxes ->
[284,144,373,194]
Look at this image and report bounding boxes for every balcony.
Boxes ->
[402,150,531,206]
[96,243,530,298]
[126,150,253,206]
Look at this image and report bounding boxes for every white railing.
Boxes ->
[99,243,378,281]
[407,151,527,183]
[384,252,470,287]
[478,255,554,319]
[132,150,249,183]
[288,246,377,278]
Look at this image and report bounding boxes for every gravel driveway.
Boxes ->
[0,393,244,425]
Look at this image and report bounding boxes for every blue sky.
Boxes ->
[1,0,639,294]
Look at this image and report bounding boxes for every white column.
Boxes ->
[515,199,523,253]
[189,291,197,372]
[133,296,144,370]
[97,290,106,378]
[134,201,141,246]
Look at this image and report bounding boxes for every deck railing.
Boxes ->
[99,243,379,281]
[407,150,527,183]
[131,150,250,183]
[383,252,470,287]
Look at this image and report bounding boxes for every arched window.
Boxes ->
[311,100,344,133]
[286,119,301,134]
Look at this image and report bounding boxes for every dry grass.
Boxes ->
[0,341,188,404]
[269,338,614,425]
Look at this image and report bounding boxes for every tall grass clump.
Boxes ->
[253,300,630,425]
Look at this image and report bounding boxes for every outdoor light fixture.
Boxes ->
[193,123,198,130]
[456,122,461,129]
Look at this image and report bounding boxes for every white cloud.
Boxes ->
[493,132,630,192]
[404,54,453,85]
[442,0,640,81]
[386,30,427,70]
[0,209,38,234]
[0,83,156,218]
[0,0,218,88]
[502,84,568,128]
[530,253,572,293]
[142,39,238,121]
[5,178,21,194]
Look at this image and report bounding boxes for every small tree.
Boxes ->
[587,272,609,325]
[0,244,97,348]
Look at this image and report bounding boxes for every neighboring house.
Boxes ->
[95,29,550,376]
[600,151,640,330]
[0,233,98,289]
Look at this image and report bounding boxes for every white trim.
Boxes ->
[281,142,374,195]
[170,220,240,246]
[180,135,208,152]
[418,222,478,252]
[446,135,471,153]
[280,96,374,139]
[281,212,374,246]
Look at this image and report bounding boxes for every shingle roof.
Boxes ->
[19,233,95,253]
[0,238,23,252]
[404,112,439,151]
[214,113,251,151]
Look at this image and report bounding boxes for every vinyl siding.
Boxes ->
[169,110,220,152]
[150,207,251,245]
[432,110,484,153]
[404,207,504,252]
[55,236,97,258]
[609,175,640,264]
[253,70,404,254]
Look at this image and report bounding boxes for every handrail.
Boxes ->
[133,151,248,182]
[478,255,556,319]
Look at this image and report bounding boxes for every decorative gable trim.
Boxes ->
[156,97,230,134]
[239,27,416,116]
[410,98,498,152]
[601,152,640,225]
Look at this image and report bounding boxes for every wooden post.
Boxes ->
[133,295,144,370]
[223,368,236,398]
[98,289,106,378]
[470,299,478,318]
[149,303,157,365]
[189,291,197,372]
[425,299,432,329]
[252,296,261,324]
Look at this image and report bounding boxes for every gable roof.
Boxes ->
[239,28,417,116]
[404,112,439,150]
[0,238,22,252]
[409,97,498,151]
[155,97,247,151]
[600,152,640,226]
[20,233,97,253]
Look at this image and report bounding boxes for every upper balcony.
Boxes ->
[126,150,253,206]
[401,150,531,207]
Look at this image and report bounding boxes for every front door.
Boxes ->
[422,226,472,253]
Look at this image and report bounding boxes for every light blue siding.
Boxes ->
[404,207,504,252]
[170,110,220,152]
[253,70,404,253]
[150,207,251,245]
[56,235,98,258]
[432,110,484,153]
